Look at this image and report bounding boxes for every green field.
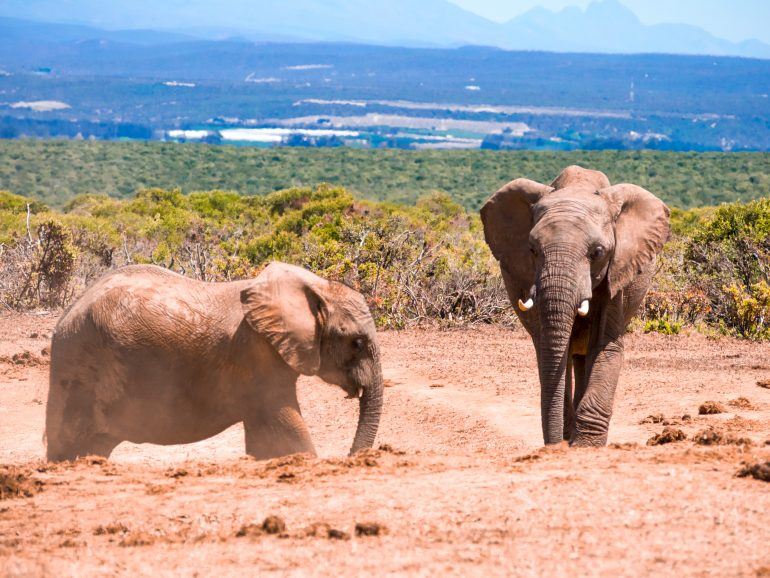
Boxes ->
[1,141,768,210]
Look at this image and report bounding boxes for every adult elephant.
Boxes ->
[46,262,383,461]
[481,166,670,447]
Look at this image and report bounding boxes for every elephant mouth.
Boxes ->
[342,383,364,399]
[519,291,592,318]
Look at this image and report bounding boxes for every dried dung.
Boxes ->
[647,427,687,446]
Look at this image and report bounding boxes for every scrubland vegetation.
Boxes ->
[0,181,768,338]
[0,186,508,328]
[1,141,769,210]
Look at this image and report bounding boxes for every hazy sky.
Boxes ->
[448,0,770,44]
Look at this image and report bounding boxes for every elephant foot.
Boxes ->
[569,433,608,448]
[245,438,317,461]
[543,440,570,449]
[563,419,575,442]
[244,409,316,461]
[46,433,120,462]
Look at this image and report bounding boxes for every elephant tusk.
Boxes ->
[518,298,534,312]
[577,300,590,317]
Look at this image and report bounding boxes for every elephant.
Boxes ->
[45,262,383,461]
[481,165,670,447]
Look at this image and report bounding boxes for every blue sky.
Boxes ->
[448,0,770,44]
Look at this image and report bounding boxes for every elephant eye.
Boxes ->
[352,337,366,353]
[590,246,606,261]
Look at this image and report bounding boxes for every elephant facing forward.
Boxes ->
[46,262,383,461]
[481,166,670,447]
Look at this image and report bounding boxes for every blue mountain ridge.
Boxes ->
[0,0,768,58]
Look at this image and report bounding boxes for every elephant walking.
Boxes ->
[45,262,383,461]
[481,166,670,447]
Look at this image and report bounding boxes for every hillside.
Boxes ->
[1,0,768,57]
[0,141,768,210]
[1,33,767,151]
[0,17,193,45]
[503,1,770,58]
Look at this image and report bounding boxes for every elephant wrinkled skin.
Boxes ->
[45,262,383,461]
[481,165,670,447]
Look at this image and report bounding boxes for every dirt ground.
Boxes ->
[1,313,769,577]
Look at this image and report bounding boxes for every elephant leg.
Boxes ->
[47,435,78,462]
[572,355,587,410]
[78,433,120,459]
[563,355,575,441]
[46,385,120,461]
[47,433,120,462]
[244,405,316,461]
[571,339,624,447]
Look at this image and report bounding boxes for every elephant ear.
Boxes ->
[604,184,671,298]
[241,262,328,376]
[480,179,554,290]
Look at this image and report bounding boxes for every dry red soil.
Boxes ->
[1,313,769,577]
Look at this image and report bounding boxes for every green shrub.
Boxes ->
[692,198,770,244]
[722,281,770,340]
[0,184,768,339]
[643,317,682,336]
[0,191,48,214]
[682,199,770,337]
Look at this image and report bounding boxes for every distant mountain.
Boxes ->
[0,17,193,46]
[502,1,770,59]
[0,0,768,58]
[0,0,498,47]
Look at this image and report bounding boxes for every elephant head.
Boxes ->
[241,262,383,455]
[481,166,670,445]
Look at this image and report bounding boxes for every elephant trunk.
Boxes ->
[349,359,384,455]
[536,254,581,445]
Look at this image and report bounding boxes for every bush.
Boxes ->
[0,186,515,327]
[0,220,76,309]
[0,191,48,214]
[643,317,682,336]
[0,186,768,339]
[682,199,770,338]
[722,282,770,339]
